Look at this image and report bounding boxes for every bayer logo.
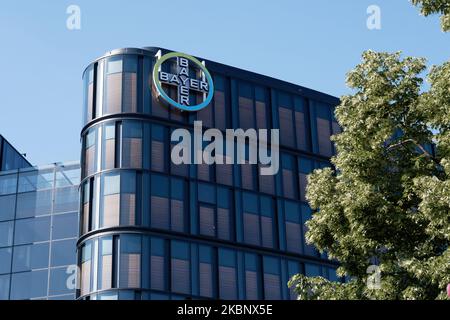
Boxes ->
[152,51,214,112]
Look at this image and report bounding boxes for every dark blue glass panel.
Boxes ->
[242,192,258,214]
[51,239,77,267]
[52,212,78,240]
[151,174,169,197]
[171,241,189,260]
[285,201,300,223]
[198,183,215,204]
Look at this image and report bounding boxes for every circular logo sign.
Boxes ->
[152,52,214,112]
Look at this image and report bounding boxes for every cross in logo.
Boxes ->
[158,56,210,107]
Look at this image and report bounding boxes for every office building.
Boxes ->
[0,47,340,300]
[77,47,341,300]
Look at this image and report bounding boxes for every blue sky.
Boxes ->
[0,0,449,166]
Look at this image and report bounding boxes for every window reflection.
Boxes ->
[84,128,97,177]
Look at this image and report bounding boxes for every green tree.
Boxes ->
[289,51,450,300]
[411,0,450,31]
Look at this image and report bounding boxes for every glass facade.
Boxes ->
[77,47,341,300]
[0,135,31,172]
[0,162,80,300]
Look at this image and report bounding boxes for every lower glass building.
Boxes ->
[0,47,341,300]
[0,162,80,300]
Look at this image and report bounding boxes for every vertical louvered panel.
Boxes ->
[106,73,122,114]
[100,255,112,290]
[199,263,213,298]
[104,139,115,169]
[239,97,254,130]
[241,163,254,190]
[120,253,141,288]
[255,101,266,130]
[151,141,165,172]
[216,162,233,186]
[123,72,137,113]
[170,199,184,232]
[261,216,274,248]
[264,273,281,300]
[282,169,295,199]
[199,206,215,237]
[286,222,302,254]
[295,111,307,150]
[197,163,210,181]
[219,266,237,300]
[217,208,230,240]
[259,172,275,195]
[245,270,258,300]
[243,213,260,245]
[171,258,190,294]
[102,194,120,227]
[151,255,165,290]
[214,91,226,131]
[85,146,95,176]
[198,103,213,128]
[317,117,332,156]
[279,107,295,147]
[151,196,169,229]
[81,260,91,296]
[170,145,189,176]
[120,193,135,226]
[123,138,142,168]
[83,203,90,234]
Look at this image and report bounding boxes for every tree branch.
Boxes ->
[386,139,441,166]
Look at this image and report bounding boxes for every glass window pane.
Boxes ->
[52,212,78,240]
[49,266,74,296]
[16,190,52,218]
[98,236,113,290]
[51,239,77,267]
[18,169,54,193]
[12,243,49,272]
[119,235,141,288]
[218,248,237,299]
[14,216,51,245]
[54,186,79,213]
[0,247,12,274]
[80,241,92,296]
[198,183,215,204]
[0,221,14,247]
[171,241,190,294]
[102,123,116,170]
[122,121,143,168]
[279,93,295,148]
[151,125,165,172]
[151,237,166,291]
[0,174,17,195]
[10,270,48,300]
[0,194,16,221]
[305,263,321,277]
[245,253,260,299]
[199,245,214,298]
[263,256,281,300]
[0,274,10,300]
